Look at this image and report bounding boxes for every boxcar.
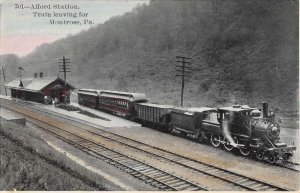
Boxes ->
[135,103,173,129]
[77,89,99,108]
[98,90,148,117]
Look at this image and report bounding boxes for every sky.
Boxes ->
[0,0,149,57]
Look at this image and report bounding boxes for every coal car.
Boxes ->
[134,103,173,130]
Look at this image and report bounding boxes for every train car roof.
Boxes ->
[98,90,147,102]
[172,107,216,115]
[188,107,217,112]
[136,103,174,109]
[77,89,98,96]
[218,105,254,112]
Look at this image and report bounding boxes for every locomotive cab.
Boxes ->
[217,105,253,137]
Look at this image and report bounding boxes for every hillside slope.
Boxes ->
[1,0,299,111]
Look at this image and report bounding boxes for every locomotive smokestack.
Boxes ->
[262,102,268,118]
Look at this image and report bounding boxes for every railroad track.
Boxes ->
[26,117,204,191]
[0,100,294,191]
[276,162,300,172]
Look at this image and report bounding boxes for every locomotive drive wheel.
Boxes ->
[239,146,250,156]
[256,151,264,160]
[223,137,233,151]
[210,134,221,147]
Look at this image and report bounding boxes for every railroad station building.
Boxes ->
[5,72,75,104]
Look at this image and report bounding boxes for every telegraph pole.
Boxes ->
[175,56,192,107]
[0,66,7,95]
[58,56,71,88]
[58,56,71,104]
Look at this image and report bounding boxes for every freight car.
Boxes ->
[134,103,173,130]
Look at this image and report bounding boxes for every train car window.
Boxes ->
[209,112,219,123]
[203,112,218,123]
[224,112,230,120]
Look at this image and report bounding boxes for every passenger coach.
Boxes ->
[98,90,148,117]
[77,89,148,117]
[78,89,99,108]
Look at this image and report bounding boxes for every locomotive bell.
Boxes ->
[262,102,268,118]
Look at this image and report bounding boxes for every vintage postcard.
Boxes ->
[0,0,299,191]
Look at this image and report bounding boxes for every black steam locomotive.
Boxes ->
[78,89,296,163]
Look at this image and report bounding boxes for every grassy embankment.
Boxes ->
[0,120,106,191]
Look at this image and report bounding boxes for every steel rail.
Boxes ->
[25,116,206,191]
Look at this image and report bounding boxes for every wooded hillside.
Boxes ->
[1,0,298,111]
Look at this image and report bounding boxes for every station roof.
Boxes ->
[5,77,75,92]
